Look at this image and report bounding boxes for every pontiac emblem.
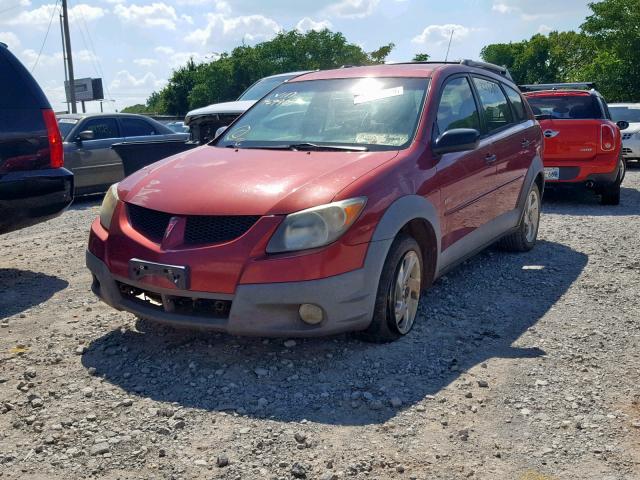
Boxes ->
[164,216,180,240]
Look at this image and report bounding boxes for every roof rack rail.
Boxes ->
[459,59,513,81]
[390,59,513,81]
[519,82,597,92]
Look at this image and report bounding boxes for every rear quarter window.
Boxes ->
[0,48,50,109]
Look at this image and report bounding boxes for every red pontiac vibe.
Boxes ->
[87,61,544,342]
[522,83,628,205]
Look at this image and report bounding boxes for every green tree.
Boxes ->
[412,53,430,62]
[128,29,396,115]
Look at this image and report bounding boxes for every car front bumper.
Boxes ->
[622,136,640,159]
[0,168,74,234]
[86,238,391,337]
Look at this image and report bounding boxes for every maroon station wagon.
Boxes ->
[88,60,544,342]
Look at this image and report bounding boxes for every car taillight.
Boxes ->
[42,108,64,168]
[601,124,615,152]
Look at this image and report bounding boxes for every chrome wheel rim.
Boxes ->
[393,250,421,334]
[524,189,540,243]
[620,159,626,182]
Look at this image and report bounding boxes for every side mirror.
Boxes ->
[214,126,228,139]
[617,120,629,131]
[432,128,480,155]
[77,130,95,142]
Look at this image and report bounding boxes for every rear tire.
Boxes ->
[600,157,624,206]
[359,234,423,343]
[499,183,541,252]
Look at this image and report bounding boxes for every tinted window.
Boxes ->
[237,75,295,101]
[473,77,513,133]
[0,47,49,109]
[121,117,157,136]
[504,86,527,122]
[526,95,600,119]
[436,77,480,135]
[610,106,640,123]
[57,118,78,139]
[81,118,119,140]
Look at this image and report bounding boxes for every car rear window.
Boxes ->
[526,95,601,120]
[0,47,50,109]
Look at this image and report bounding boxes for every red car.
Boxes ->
[87,60,544,342]
[522,83,628,205]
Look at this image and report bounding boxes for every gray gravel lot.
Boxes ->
[1,170,639,480]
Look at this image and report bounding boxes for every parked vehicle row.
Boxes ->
[1,40,632,343]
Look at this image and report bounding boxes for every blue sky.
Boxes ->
[0,0,593,112]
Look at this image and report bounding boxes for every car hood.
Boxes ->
[622,122,640,134]
[184,101,255,124]
[119,146,398,216]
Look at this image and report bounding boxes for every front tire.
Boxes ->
[360,234,423,343]
[499,183,541,252]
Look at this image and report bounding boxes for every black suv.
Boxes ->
[0,42,73,234]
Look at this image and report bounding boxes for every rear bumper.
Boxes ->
[544,155,620,187]
[86,239,391,337]
[0,168,74,234]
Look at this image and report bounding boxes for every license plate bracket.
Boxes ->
[128,259,190,289]
[544,167,560,181]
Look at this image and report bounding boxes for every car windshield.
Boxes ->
[526,95,601,119]
[609,106,640,123]
[57,117,78,139]
[218,77,429,151]
[237,75,296,101]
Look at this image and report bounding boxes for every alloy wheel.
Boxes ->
[392,250,421,334]
[523,188,540,243]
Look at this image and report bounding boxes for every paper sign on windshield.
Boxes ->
[354,86,404,105]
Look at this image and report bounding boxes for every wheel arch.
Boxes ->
[370,195,441,283]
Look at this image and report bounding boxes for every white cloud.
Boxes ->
[2,3,105,27]
[537,24,553,35]
[296,17,332,32]
[114,3,179,30]
[110,69,165,90]
[412,24,476,46]
[153,46,208,68]
[19,49,63,68]
[133,58,158,67]
[0,31,20,49]
[185,12,281,47]
[327,0,379,18]
[492,2,516,14]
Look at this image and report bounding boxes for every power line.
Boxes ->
[31,1,60,73]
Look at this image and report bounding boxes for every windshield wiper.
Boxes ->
[233,143,368,152]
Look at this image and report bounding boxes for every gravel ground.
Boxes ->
[1,170,639,480]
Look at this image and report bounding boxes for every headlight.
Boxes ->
[99,183,119,231]
[267,197,367,253]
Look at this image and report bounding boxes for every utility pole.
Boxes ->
[59,13,70,113]
[61,0,77,113]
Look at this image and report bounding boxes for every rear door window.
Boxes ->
[81,118,119,140]
[504,86,528,122]
[120,117,158,136]
[435,77,481,135]
[525,95,601,119]
[472,77,513,133]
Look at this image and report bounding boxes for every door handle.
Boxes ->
[521,139,531,148]
[485,153,497,164]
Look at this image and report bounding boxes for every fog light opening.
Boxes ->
[299,303,324,325]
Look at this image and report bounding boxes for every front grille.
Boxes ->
[622,147,633,154]
[128,204,172,242]
[185,215,260,245]
[126,203,259,246]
